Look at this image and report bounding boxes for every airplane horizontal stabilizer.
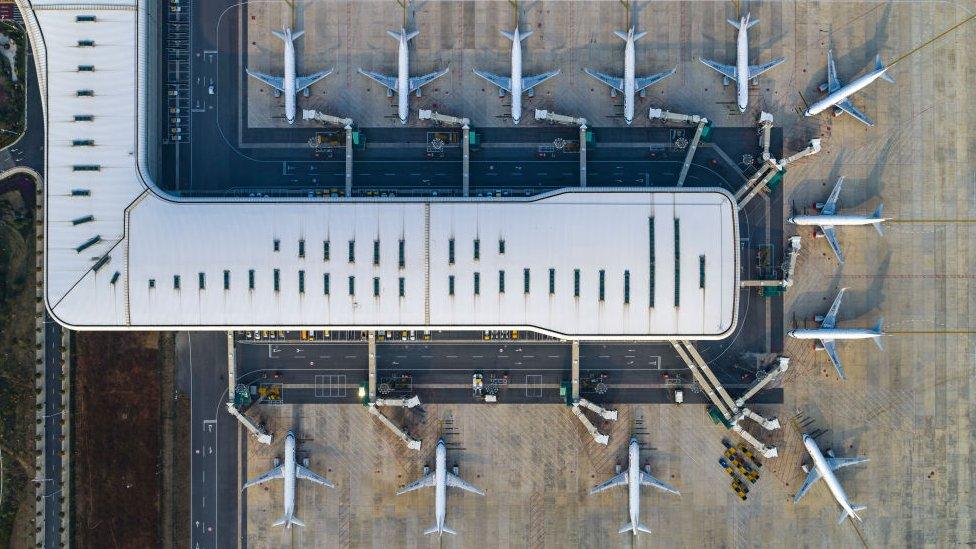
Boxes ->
[290,29,304,41]
[290,515,305,528]
[872,204,885,235]
[638,523,653,534]
[424,524,456,535]
[747,18,759,29]
[837,509,850,525]
[272,29,287,42]
[875,55,895,83]
[726,18,740,29]
[618,522,634,534]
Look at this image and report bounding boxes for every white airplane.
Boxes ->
[794,434,868,524]
[245,28,332,125]
[473,24,559,124]
[584,27,676,124]
[358,28,450,124]
[788,176,885,264]
[590,436,679,536]
[699,12,786,112]
[241,431,334,528]
[788,288,884,380]
[397,438,484,536]
[804,49,894,126]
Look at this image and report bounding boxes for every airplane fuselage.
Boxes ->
[789,214,884,227]
[805,68,888,116]
[397,30,411,124]
[789,328,879,341]
[803,435,856,518]
[734,18,750,112]
[626,438,641,535]
[510,29,524,123]
[282,30,298,124]
[282,432,297,526]
[433,440,448,533]
[623,31,636,124]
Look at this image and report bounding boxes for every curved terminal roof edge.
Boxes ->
[21,0,741,339]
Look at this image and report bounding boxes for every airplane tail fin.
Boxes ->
[838,506,865,524]
[876,55,895,83]
[388,29,419,41]
[501,29,532,41]
[872,204,885,235]
[873,318,885,349]
[424,524,456,536]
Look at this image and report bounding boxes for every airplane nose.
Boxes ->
[787,330,795,337]
[803,110,813,117]
[738,105,747,113]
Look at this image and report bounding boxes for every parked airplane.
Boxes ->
[804,49,894,126]
[241,431,334,528]
[794,434,868,524]
[245,28,332,124]
[699,13,786,112]
[788,176,885,264]
[359,28,450,124]
[397,439,484,536]
[590,436,679,536]
[584,28,675,124]
[788,288,884,380]
[473,24,559,124]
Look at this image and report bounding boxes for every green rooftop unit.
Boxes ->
[700,122,713,142]
[707,405,733,428]
[766,170,784,192]
[351,130,361,146]
[585,130,594,143]
[468,131,479,146]
[762,285,786,298]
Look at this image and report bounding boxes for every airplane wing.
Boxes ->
[826,50,841,92]
[446,472,485,495]
[639,471,680,495]
[822,339,846,380]
[821,288,846,329]
[296,464,335,488]
[521,69,560,93]
[793,468,822,503]
[583,68,624,93]
[826,456,869,472]
[699,57,737,82]
[635,67,677,93]
[396,472,436,495]
[589,471,628,494]
[821,176,845,215]
[358,69,398,92]
[408,68,450,93]
[242,465,283,490]
[748,56,786,79]
[836,98,875,126]
[295,69,334,94]
[822,226,845,264]
[246,69,285,93]
[472,69,512,93]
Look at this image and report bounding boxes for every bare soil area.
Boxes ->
[73,332,162,548]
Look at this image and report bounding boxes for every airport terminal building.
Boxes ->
[21,0,740,340]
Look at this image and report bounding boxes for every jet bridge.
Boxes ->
[419,109,471,196]
[303,109,354,195]
[648,108,712,187]
[534,109,588,187]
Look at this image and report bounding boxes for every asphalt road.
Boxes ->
[180,332,239,549]
[235,340,784,406]
[42,315,62,549]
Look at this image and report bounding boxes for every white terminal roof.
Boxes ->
[26,0,740,339]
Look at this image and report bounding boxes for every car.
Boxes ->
[208,84,214,95]
[472,373,483,396]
